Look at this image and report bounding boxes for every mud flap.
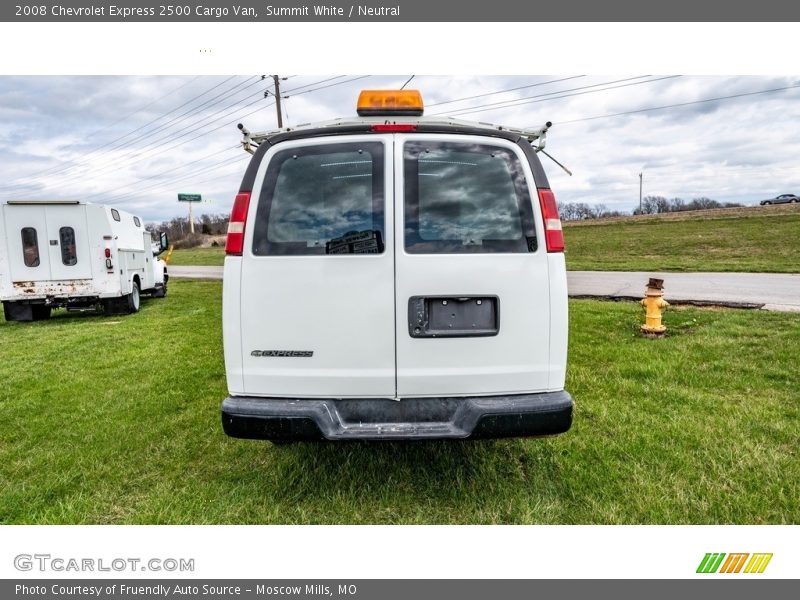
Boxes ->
[3,301,33,322]
[2,302,51,322]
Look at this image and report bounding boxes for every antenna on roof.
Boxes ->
[528,122,572,176]
[539,149,573,177]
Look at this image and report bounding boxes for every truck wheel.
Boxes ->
[126,281,141,314]
[153,282,167,298]
[31,305,52,321]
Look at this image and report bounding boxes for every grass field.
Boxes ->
[167,246,225,266]
[167,206,800,273]
[1,281,797,524]
[564,212,800,272]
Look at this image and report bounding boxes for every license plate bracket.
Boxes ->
[408,295,499,338]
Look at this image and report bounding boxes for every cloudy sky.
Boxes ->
[0,74,798,222]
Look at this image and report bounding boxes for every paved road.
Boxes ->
[170,266,800,312]
[170,266,224,280]
[567,271,800,312]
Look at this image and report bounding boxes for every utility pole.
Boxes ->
[639,172,643,214]
[272,75,284,128]
[188,200,194,234]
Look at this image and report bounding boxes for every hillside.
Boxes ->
[167,204,800,273]
[564,204,800,272]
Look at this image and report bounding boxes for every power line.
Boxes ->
[0,99,273,201]
[77,77,383,205]
[79,100,272,194]
[0,75,250,189]
[433,76,677,117]
[282,75,346,93]
[53,76,380,206]
[8,93,271,194]
[70,77,375,201]
[87,76,263,160]
[5,75,365,195]
[83,75,202,139]
[53,80,268,180]
[83,75,371,183]
[284,75,372,97]
[557,82,800,124]
[105,156,247,206]
[83,76,252,158]
[111,163,247,215]
[82,144,240,201]
[429,75,652,116]
[52,75,370,206]
[426,75,586,108]
[106,76,371,184]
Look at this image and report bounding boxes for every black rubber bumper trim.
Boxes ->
[221,391,573,441]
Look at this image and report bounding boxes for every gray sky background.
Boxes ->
[0,74,798,222]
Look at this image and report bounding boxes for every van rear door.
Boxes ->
[44,204,92,280]
[394,134,552,397]
[236,135,396,398]
[3,204,52,282]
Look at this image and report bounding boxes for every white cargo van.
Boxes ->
[0,200,169,321]
[221,90,572,441]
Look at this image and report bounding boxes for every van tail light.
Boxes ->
[225,192,252,256]
[104,248,111,258]
[537,188,565,253]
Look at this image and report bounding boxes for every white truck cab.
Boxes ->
[0,200,169,321]
[221,90,572,441]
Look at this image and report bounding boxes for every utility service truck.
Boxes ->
[0,200,168,321]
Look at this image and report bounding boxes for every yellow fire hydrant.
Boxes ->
[640,277,669,336]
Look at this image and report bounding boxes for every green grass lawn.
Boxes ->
[167,246,225,266]
[168,213,800,273]
[1,281,797,524]
[564,213,800,272]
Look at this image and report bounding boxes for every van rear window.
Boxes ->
[59,227,77,266]
[403,141,537,254]
[21,227,40,267]
[252,142,385,256]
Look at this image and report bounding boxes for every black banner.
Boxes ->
[4,0,800,22]
[4,580,800,600]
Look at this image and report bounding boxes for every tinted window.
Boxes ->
[404,141,537,254]
[133,216,141,227]
[59,227,77,266]
[252,142,385,256]
[111,209,120,222]
[21,227,40,267]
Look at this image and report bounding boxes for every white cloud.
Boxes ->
[0,75,798,222]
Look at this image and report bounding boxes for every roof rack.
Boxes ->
[237,116,552,155]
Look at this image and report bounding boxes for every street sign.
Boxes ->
[178,193,202,202]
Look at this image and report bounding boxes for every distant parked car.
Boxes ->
[760,194,799,205]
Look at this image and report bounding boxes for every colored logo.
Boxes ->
[697,553,773,574]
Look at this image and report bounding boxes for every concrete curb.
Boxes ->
[568,294,765,310]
